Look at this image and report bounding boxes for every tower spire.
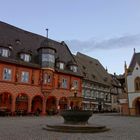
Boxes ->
[124,61,127,69]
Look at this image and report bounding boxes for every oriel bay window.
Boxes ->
[21,71,29,83]
[43,73,51,84]
[42,53,55,68]
[3,68,12,80]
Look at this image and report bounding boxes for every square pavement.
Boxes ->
[0,113,140,140]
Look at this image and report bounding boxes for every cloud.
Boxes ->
[65,34,140,53]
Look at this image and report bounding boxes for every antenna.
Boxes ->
[133,48,136,54]
[46,28,48,38]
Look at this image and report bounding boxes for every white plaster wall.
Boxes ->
[128,92,140,108]
[127,63,140,92]
[127,75,134,92]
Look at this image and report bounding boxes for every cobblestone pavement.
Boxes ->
[0,113,140,140]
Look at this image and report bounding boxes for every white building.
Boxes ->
[125,50,140,115]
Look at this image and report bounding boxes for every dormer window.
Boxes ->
[70,65,78,72]
[20,53,31,62]
[60,62,64,69]
[57,61,65,70]
[0,47,10,57]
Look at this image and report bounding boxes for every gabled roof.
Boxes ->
[0,21,80,76]
[129,52,140,71]
[75,52,113,86]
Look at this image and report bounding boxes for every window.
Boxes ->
[43,73,48,84]
[42,54,55,63]
[85,90,91,97]
[60,62,64,70]
[20,53,31,62]
[100,92,104,99]
[47,75,51,83]
[56,62,64,70]
[3,68,12,80]
[42,53,55,68]
[0,48,10,57]
[61,78,67,88]
[70,65,78,72]
[96,91,99,98]
[43,73,51,84]
[135,77,140,91]
[21,71,29,83]
[72,80,79,90]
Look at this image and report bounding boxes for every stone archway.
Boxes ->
[132,97,140,115]
[16,93,28,114]
[46,96,57,115]
[0,92,12,111]
[31,95,43,115]
[59,97,68,110]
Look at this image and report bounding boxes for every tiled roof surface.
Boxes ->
[0,21,80,76]
[75,52,113,86]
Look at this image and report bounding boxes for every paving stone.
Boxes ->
[0,114,140,140]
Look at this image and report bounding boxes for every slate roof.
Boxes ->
[75,52,114,86]
[129,52,140,71]
[0,21,80,76]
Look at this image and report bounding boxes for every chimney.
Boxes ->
[46,28,48,38]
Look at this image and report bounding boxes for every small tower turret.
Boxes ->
[38,39,56,70]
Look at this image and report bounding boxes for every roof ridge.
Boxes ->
[0,21,46,38]
[77,52,98,61]
[0,21,63,45]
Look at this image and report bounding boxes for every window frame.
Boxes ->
[43,73,51,84]
[3,68,12,81]
[72,80,79,90]
[70,65,78,72]
[0,48,10,57]
[61,78,68,89]
[135,77,140,91]
[20,53,31,62]
[21,71,29,83]
[59,62,64,70]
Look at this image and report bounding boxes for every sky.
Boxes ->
[1,0,140,75]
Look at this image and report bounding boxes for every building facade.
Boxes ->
[124,50,140,115]
[0,22,82,115]
[75,52,121,112]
